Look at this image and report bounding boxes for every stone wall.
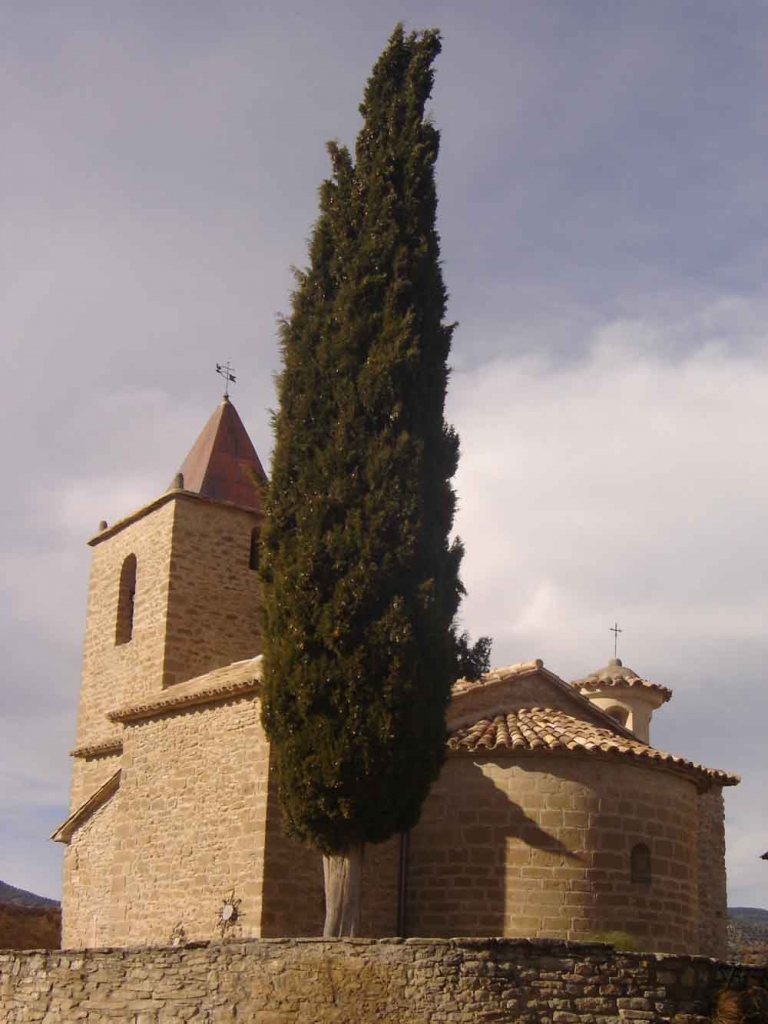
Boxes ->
[74,498,177,769]
[68,748,122,837]
[163,495,262,687]
[63,695,270,948]
[447,671,580,731]
[1,938,766,1023]
[74,491,261,764]
[407,755,702,953]
[696,788,727,958]
[63,787,119,948]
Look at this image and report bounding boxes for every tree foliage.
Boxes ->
[260,25,488,856]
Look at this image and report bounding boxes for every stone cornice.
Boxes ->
[108,677,259,724]
[70,739,123,759]
[88,489,261,547]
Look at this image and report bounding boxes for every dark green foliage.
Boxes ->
[454,632,492,682]
[260,25,485,855]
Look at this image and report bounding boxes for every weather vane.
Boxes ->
[610,621,623,659]
[216,361,236,398]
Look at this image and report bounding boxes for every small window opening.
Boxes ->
[115,554,137,645]
[631,843,652,885]
[605,705,629,727]
[249,527,261,571]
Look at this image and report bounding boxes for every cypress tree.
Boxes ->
[260,25,487,935]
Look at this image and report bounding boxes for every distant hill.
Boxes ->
[730,907,768,924]
[728,906,768,964]
[0,880,60,909]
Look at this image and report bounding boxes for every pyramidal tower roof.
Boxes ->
[172,397,267,513]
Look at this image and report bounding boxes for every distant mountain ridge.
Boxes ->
[729,906,768,924]
[728,906,768,964]
[0,880,60,908]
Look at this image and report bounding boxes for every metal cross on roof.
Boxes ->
[610,621,623,659]
[216,361,237,398]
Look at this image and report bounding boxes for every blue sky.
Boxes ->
[2,1,767,910]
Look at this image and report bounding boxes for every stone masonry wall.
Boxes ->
[696,788,727,959]
[2,938,766,1024]
[68,749,121,837]
[446,673,586,731]
[63,789,119,948]
[74,499,176,762]
[407,755,701,953]
[74,492,261,762]
[110,696,269,947]
[64,695,270,949]
[162,496,261,687]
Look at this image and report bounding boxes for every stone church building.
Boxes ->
[53,398,739,957]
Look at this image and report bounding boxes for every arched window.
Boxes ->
[249,527,261,571]
[115,554,137,645]
[631,843,652,885]
[605,705,629,727]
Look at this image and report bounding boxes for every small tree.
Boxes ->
[261,25,488,936]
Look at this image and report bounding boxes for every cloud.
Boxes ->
[449,300,768,907]
[451,299,768,665]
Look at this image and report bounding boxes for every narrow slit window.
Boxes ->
[115,554,137,645]
[631,843,652,885]
[249,527,261,571]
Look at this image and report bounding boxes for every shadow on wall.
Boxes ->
[405,757,584,938]
[259,750,400,938]
[260,753,325,937]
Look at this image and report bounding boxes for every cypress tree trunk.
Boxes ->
[322,844,364,937]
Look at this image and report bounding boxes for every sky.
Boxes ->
[2,0,767,911]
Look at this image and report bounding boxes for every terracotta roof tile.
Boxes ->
[452,660,543,696]
[572,658,672,704]
[448,707,739,788]
[174,397,267,513]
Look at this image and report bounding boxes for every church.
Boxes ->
[53,397,739,957]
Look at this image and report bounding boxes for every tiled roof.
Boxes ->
[447,707,739,788]
[449,659,641,741]
[173,397,267,512]
[572,658,672,704]
[108,655,262,724]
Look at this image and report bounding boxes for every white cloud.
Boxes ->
[452,303,768,665]
[449,302,768,907]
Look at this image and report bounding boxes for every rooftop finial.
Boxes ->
[215,361,237,400]
[610,621,623,660]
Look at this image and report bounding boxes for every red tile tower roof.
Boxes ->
[172,397,267,512]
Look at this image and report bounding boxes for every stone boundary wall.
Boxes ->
[1,937,766,1023]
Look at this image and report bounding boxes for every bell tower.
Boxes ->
[70,397,267,803]
[571,658,672,743]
